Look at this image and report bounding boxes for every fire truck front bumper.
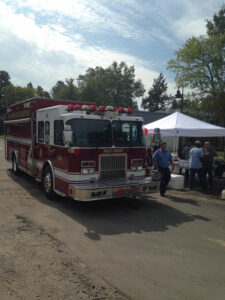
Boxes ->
[69,177,159,201]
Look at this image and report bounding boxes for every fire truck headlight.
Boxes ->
[81,168,95,174]
[81,169,89,174]
[131,165,143,171]
[131,165,137,171]
[137,165,143,171]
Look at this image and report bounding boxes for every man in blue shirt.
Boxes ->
[153,142,174,197]
[189,140,207,189]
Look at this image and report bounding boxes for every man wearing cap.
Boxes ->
[153,142,174,197]
[189,140,207,190]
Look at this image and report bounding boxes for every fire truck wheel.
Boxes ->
[12,155,19,176]
[43,166,55,200]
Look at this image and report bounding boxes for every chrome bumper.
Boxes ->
[69,177,159,201]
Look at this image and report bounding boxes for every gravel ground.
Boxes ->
[0,210,128,300]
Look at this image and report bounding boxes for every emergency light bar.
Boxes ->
[89,105,97,111]
[66,104,134,114]
[82,105,89,110]
[99,106,106,112]
[106,106,117,111]
[73,104,82,110]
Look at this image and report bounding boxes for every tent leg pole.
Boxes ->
[173,137,175,153]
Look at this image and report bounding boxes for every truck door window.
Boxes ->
[54,120,64,145]
[38,121,44,142]
[45,121,50,144]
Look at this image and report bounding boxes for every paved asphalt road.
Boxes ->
[0,139,225,299]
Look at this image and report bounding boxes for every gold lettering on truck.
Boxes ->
[103,149,123,153]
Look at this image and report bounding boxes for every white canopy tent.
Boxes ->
[145,112,225,137]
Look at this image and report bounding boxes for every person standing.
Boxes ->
[153,142,174,197]
[182,141,192,161]
[182,141,193,180]
[202,141,217,187]
[189,140,207,190]
[146,147,152,167]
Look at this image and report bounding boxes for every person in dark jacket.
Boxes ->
[153,142,174,197]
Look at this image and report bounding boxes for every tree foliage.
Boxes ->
[0,74,50,116]
[0,71,11,90]
[51,78,79,100]
[207,5,225,35]
[141,73,168,111]
[167,5,225,125]
[77,61,144,108]
[35,85,50,98]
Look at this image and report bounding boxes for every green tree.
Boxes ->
[167,6,225,125]
[1,84,35,107]
[78,61,144,108]
[0,71,10,90]
[207,5,225,35]
[35,85,50,98]
[51,79,79,100]
[51,80,66,98]
[141,73,168,111]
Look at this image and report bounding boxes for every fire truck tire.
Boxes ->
[43,166,55,200]
[12,155,19,176]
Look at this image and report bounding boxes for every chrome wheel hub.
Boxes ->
[13,158,17,171]
[44,173,52,193]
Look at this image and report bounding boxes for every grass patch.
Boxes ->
[0,135,5,139]
[217,151,225,159]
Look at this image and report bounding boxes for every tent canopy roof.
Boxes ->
[145,112,225,137]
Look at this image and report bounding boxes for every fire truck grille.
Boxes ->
[100,155,126,179]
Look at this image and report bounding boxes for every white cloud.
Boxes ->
[1,0,221,109]
[171,18,206,40]
[168,0,222,40]
[0,1,162,108]
[5,0,149,41]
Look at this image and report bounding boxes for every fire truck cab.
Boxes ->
[5,97,160,201]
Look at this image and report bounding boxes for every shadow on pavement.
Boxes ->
[166,195,200,206]
[8,169,211,241]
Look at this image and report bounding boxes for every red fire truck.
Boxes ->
[4,97,159,201]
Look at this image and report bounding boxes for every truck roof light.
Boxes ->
[118,107,124,113]
[89,105,97,111]
[73,104,82,110]
[99,106,106,111]
[128,108,134,114]
[106,106,114,111]
[67,104,74,111]
[82,105,89,110]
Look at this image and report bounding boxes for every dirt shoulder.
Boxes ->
[0,138,128,299]
[0,211,128,300]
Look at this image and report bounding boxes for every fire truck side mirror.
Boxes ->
[63,125,73,145]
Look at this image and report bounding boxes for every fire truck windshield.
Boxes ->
[66,119,145,148]
[66,119,112,147]
[112,120,145,147]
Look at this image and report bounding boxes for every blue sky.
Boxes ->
[0,0,223,107]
